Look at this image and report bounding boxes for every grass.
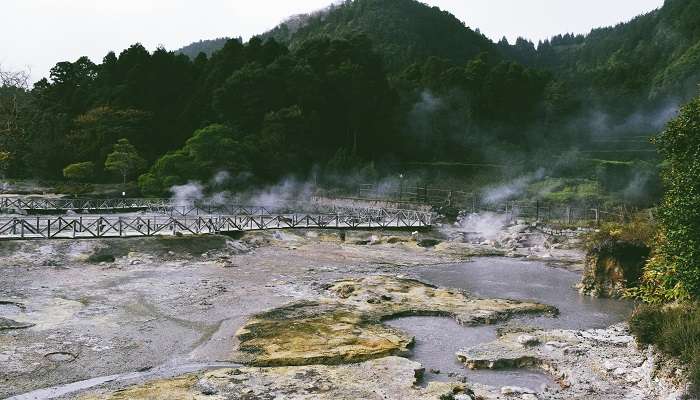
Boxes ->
[583,213,657,252]
[629,303,700,395]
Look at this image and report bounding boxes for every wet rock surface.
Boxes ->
[435,213,586,271]
[0,226,689,399]
[234,275,555,367]
[234,300,414,366]
[0,317,34,330]
[80,356,469,400]
[578,239,650,298]
[0,230,464,397]
[458,324,689,399]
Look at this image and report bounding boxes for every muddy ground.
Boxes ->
[1,228,499,398]
[1,223,686,399]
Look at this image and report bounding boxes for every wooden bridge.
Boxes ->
[0,197,172,213]
[0,197,433,240]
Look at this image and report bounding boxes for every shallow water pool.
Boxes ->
[386,257,635,391]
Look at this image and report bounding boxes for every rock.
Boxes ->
[417,239,441,248]
[430,368,441,374]
[501,386,536,395]
[194,379,218,395]
[87,253,116,263]
[234,276,556,367]
[0,317,34,330]
[516,334,541,346]
[79,357,466,400]
[578,238,649,298]
[234,301,414,366]
[327,276,557,326]
[457,323,689,399]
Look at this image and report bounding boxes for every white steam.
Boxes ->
[482,168,546,204]
[169,181,205,205]
[457,212,510,240]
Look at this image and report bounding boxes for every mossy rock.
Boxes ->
[235,276,556,367]
[235,301,413,367]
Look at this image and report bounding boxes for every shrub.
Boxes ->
[629,304,674,345]
[62,161,96,182]
[629,304,700,395]
[584,213,656,253]
[637,96,700,302]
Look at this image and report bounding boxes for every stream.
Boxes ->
[386,257,635,391]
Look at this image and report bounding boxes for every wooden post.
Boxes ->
[594,208,600,226]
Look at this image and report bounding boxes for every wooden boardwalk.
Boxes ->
[0,197,172,212]
[0,197,432,240]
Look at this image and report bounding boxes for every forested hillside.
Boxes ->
[264,0,498,71]
[1,0,698,201]
[177,37,234,59]
[521,0,700,105]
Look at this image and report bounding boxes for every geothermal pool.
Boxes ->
[387,257,635,391]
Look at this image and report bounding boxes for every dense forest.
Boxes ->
[1,0,699,201]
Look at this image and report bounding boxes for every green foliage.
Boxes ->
[636,96,700,302]
[265,0,497,71]
[69,106,152,168]
[62,161,95,182]
[525,178,608,205]
[138,124,250,194]
[629,304,700,395]
[176,37,233,59]
[0,151,11,176]
[104,139,146,184]
[584,214,657,252]
[2,0,696,196]
[531,0,700,103]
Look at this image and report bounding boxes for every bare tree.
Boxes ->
[0,64,30,89]
[0,65,31,177]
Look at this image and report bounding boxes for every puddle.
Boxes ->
[386,316,554,391]
[416,258,634,330]
[384,257,635,392]
[45,352,77,362]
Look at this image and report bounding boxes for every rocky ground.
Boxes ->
[435,212,585,271]
[0,219,691,399]
[459,324,689,399]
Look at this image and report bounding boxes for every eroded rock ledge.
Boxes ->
[457,324,689,399]
[81,357,470,400]
[234,275,556,367]
[76,275,555,399]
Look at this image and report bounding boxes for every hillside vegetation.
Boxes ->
[1,0,699,202]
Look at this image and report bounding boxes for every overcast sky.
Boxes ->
[1,0,664,84]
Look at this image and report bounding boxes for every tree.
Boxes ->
[63,161,95,182]
[0,151,11,178]
[0,65,30,177]
[138,124,252,195]
[637,96,700,302]
[69,106,152,166]
[105,139,146,185]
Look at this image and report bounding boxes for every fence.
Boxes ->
[349,184,632,226]
[0,208,433,240]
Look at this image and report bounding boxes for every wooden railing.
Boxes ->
[0,205,433,240]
